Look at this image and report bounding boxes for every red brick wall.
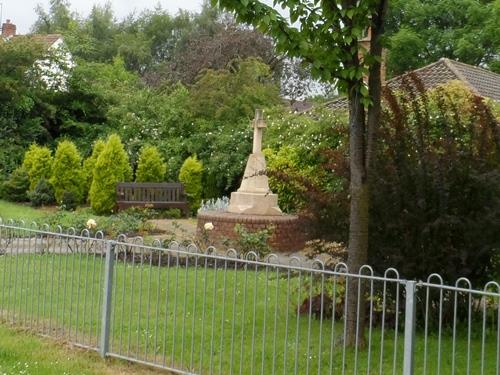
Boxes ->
[197,211,306,252]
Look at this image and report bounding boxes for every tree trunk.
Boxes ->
[345,88,369,347]
[366,0,389,173]
[345,0,388,347]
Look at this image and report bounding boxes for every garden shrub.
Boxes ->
[178,155,203,214]
[22,144,53,191]
[82,139,105,201]
[89,134,132,215]
[28,177,55,207]
[196,120,252,197]
[41,208,150,237]
[122,207,182,220]
[50,140,85,204]
[234,224,273,257]
[60,191,78,211]
[265,146,310,213]
[1,167,30,202]
[369,79,500,285]
[135,145,167,182]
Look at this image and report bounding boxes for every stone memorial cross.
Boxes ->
[252,109,266,154]
[227,109,282,215]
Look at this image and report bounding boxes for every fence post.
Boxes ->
[403,280,417,375]
[99,240,115,358]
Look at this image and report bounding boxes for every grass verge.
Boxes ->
[0,324,167,374]
[0,200,52,222]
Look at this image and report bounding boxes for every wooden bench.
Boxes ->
[116,182,189,216]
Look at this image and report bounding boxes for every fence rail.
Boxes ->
[0,218,498,374]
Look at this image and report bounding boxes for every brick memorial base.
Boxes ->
[196,211,306,252]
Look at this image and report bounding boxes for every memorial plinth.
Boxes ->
[197,211,305,252]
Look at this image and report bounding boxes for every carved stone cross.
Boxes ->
[252,109,266,154]
[226,108,282,215]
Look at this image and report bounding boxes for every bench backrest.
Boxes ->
[116,182,186,203]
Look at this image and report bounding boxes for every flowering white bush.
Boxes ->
[204,222,214,231]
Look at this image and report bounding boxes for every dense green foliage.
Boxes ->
[265,81,499,284]
[50,140,84,203]
[178,156,203,213]
[1,168,30,202]
[135,145,167,182]
[28,177,55,207]
[22,145,53,192]
[89,134,132,214]
[0,37,48,180]
[369,81,500,283]
[264,146,308,213]
[82,139,105,199]
[386,0,500,75]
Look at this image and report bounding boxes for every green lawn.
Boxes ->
[0,200,52,222]
[0,324,165,374]
[0,251,497,375]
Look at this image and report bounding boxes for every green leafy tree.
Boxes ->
[178,155,203,214]
[50,140,85,203]
[0,37,50,176]
[22,144,53,191]
[32,0,75,34]
[215,0,389,345]
[189,58,280,123]
[82,139,106,200]
[386,0,500,75]
[89,134,132,214]
[386,27,426,75]
[135,145,167,182]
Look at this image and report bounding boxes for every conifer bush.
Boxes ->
[28,177,55,207]
[82,139,106,201]
[22,144,53,191]
[89,134,132,215]
[60,190,78,211]
[178,155,203,214]
[50,140,84,204]
[135,145,167,182]
[1,167,30,202]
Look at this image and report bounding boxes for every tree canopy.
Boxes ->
[386,0,500,75]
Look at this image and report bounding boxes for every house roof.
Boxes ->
[29,34,63,47]
[12,33,63,47]
[289,100,314,113]
[325,58,500,111]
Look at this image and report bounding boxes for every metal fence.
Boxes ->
[0,219,498,375]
